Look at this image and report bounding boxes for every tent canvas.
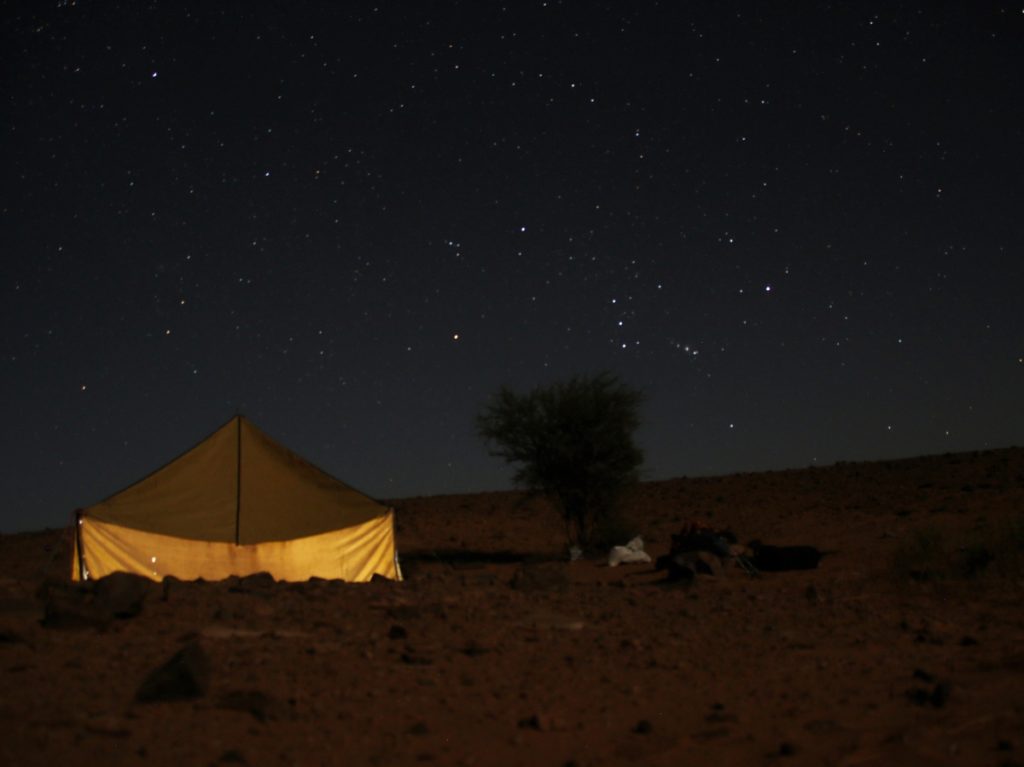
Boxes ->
[72,416,400,583]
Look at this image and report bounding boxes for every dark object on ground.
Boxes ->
[226,572,276,593]
[670,524,736,558]
[217,690,282,722]
[654,552,698,583]
[93,572,151,617]
[655,550,722,582]
[747,541,825,571]
[135,642,210,702]
[655,521,748,581]
[40,584,112,630]
[960,545,994,576]
[906,680,951,708]
[40,572,152,629]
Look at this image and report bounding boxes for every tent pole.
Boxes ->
[235,416,242,545]
[74,509,86,580]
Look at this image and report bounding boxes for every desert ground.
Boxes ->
[1,448,1022,766]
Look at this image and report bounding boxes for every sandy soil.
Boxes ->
[1,448,1022,766]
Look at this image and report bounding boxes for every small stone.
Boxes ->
[633,719,653,734]
[462,640,489,657]
[906,687,929,706]
[930,681,951,708]
[516,712,563,732]
[518,714,542,730]
[135,642,209,702]
[912,668,935,683]
[400,652,432,666]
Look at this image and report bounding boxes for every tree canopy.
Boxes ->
[476,372,644,550]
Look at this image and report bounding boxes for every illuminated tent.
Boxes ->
[72,416,400,583]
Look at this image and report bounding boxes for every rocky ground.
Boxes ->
[1,448,1022,766]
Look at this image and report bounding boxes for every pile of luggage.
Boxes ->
[653,521,827,582]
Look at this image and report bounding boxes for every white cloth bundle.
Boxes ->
[607,536,652,567]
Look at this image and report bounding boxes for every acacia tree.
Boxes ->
[476,372,644,550]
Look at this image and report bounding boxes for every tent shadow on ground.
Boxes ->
[399,549,560,567]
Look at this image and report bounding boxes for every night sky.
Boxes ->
[3,2,1022,533]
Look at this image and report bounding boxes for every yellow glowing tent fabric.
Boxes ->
[72,416,400,582]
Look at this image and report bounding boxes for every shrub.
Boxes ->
[892,516,1024,584]
[476,372,644,551]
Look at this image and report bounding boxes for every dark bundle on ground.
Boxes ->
[747,541,825,571]
[655,522,738,582]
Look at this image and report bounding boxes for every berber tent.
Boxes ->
[72,415,401,583]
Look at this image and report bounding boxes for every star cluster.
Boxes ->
[2,2,1022,531]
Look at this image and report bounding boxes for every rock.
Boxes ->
[930,681,952,707]
[912,668,934,683]
[40,585,110,630]
[217,690,278,722]
[135,642,210,702]
[227,572,275,593]
[518,712,564,731]
[40,573,152,629]
[905,680,951,708]
[461,639,490,657]
[633,719,653,734]
[93,572,151,618]
[400,651,432,666]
